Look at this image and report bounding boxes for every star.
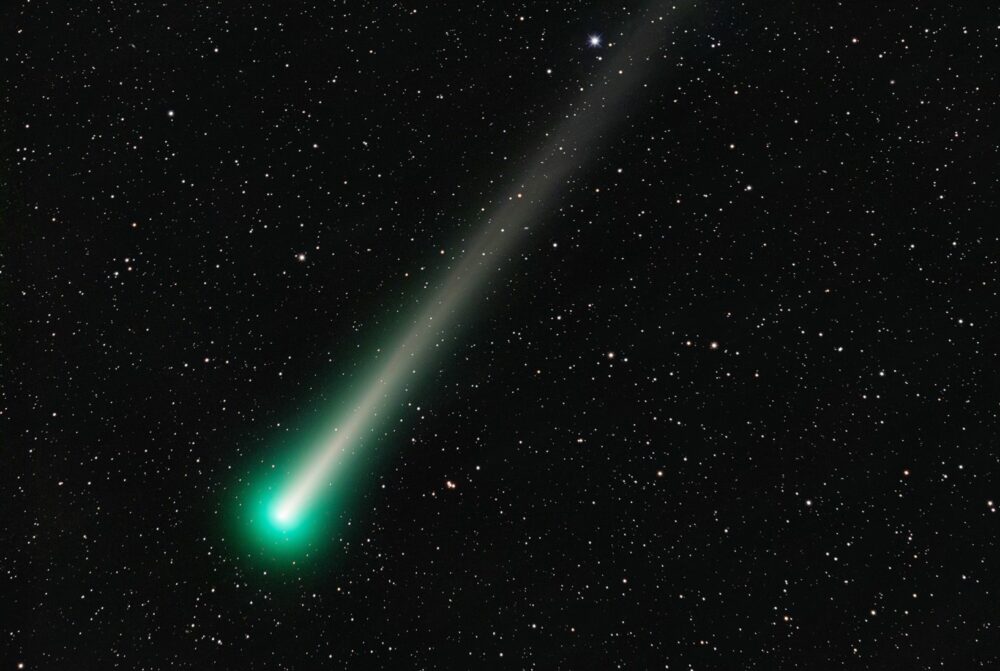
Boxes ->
[588,34,602,47]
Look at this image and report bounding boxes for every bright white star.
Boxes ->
[589,34,602,47]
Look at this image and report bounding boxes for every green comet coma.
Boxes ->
[226,364,406,564]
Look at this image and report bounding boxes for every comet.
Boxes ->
[236,7,675,557]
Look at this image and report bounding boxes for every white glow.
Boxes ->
[272,506,292,526]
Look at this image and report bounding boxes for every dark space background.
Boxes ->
[3,1,999,668]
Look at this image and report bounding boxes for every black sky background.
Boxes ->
[4,1,999,668]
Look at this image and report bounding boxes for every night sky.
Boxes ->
[5,1,999,668]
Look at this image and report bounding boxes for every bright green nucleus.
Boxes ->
[226,375,396,566]
[241,470,327,557]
